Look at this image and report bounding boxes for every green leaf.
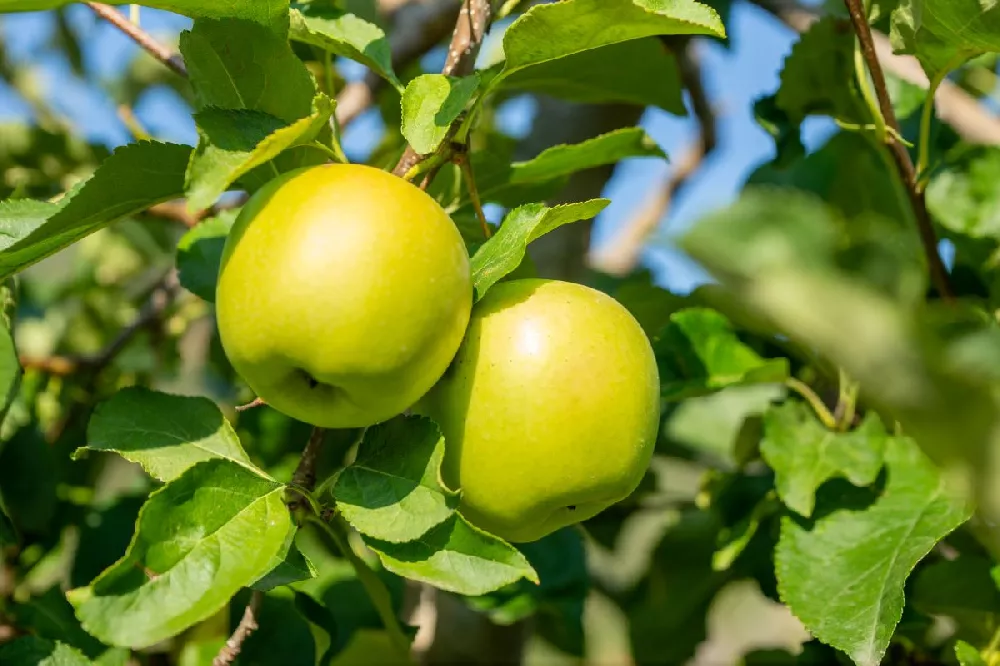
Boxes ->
[911,556,1000,646]
[176,210,238,302]
[761,402,887,517]
[0,199,58,248]
[0,428,58,534]
[494,0,724,89]
[0,142,191,279]
[926,146,1000,240]
[363,514,538,597]
[186,95,334,211]
[0,279,20,421]
[333,416,458,543]
[289,7,400,89]
[498,38,685,114]
[180,18,316,122]
[655,308,789,400]
[0,498,15,547]
[400,74,480,156]
[956,641,988,666]
[78,386,254,483]
[0,637,90,666]
[69,459,293,649]
[251,538,316,592]
[775,438,971,666]
[891,0,1000,80]
[511,128,666,184]
[71,495,145,589]
[11,587,106,659]
[0,1,288,31]
[471,199,609,300]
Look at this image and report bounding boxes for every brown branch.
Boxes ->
[235,397,266,412]
[392,0,492,177]
[213,591,262,666]
[86,3,187,78]
[286,427,327,511]
[588,40,717,276]
[842,0,953,301]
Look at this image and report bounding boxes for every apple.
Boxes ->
[215,164,472,428]
[418,278,660,543]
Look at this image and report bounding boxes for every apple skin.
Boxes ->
[417,278,660,543]
[216,164,472,428]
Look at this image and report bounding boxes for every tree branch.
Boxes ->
[86,3,187,78]
[842,0,953,301]
[588,39,717,276]
[392,0,491,177]
[213,591,263,666]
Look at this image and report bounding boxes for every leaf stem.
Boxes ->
[308,141,347,165]
[834,368,859,431]
[785,378,838,430]
[457,152,492,239]
[304,514,413,661]
[915,54,965,189]
[853,32,886,142]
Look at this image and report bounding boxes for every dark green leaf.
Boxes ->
[251,530,317,592]
[0,427,58,534]
[400,74,479,156]
[333,416,458,543]
[761,403,886,517]
[176,210,238,302]
[11,587,106,659]
[0,497,16,547]
[71,495,146,589]
[471,199,609,300]
[363,514,538,596]
[511,128,665,184]
[891,0,1000,80]
[78,386,254,483]
[776,438,971,666]
[0,142,191,279]
[655,307,788,400]
[289,7,400,89]
[0,637,89,666]
[911,556,1000,646]
[69,459,293,649]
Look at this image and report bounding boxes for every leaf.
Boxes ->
[0,498,15,547]
[0,637,90,666]
[891,0,1000,81]
[656,308,788,400]
[911,556,1000,646]
[0,428,58,534]
[363,514,538,597]
[401,74,480,156]
[0,142,191,279]
[289,7,400,89]
[333,416,458,543]
[926,146,1000,240]
[471,199,609,300]
[956,641,988,666]
[511,128,666,184]
[78,386,253,483]
[186,95,334,211]
[0,0,288,31]
[251,537,317,592]
[775,438,971,666]
[71,495,146,589]
[0,279,20,420]
[180,18,316,122]
[761,402,887,517]
[494,0,724,88]
[69,459,293,649]
[499,38,685,114]
[11,587,106,659]
[176,210,238,302]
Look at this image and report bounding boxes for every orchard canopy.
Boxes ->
[3,1,1000,665]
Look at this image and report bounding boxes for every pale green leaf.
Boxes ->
[956,641,988,666]
[251,534,316,592]
[176,210,238,302]
[364,514,538,596]
[0,142,191,279]
[926,146,1000,240]
[69,459,293,649]
[656,308,789,400]
[761,402,886,517]
[775,438,971,666]
[401,74,479,156]
[891,0,1000,80]
[333,416,458,543]
[289,7,400,89]
[0,637,90,666]
[0,199,58,245]
[471,199,609,300]
[186,95,334,211]
[511,128,666,184]
[0,0,288,31]
[78,386,254,483]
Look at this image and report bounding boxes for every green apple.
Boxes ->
[418,278,660,543]
[216,164,472,428]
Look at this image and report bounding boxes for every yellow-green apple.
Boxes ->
[418,278,660,542]
[216,164,472,428]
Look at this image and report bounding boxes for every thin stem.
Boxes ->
[786,378,838,430]
[834,368,859,431]
[213,591,262,666]
[495,0,527,20]
[457,153,491,239]
[304,514,413,661]
[87,3,187,78]
[235,397,266,412]
[853,34,886,141]
[308,141,347,164]
[915,53,966,189]
[129,4,140,25]
[842,0,954,302]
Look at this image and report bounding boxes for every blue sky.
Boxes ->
[0,1,835,292]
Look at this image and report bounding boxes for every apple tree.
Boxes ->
[1,0,1000,665]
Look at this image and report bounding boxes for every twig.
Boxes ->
[455,149,492,239]
[286,427,326,511]
[842,0,953,301]
[86,3,187,78]
[392,0,492,177]
[213,591,262,666]
[588,40,717,275]
[235,397,266,412]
